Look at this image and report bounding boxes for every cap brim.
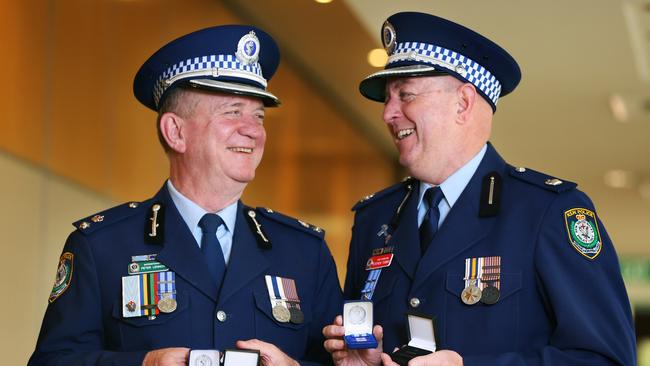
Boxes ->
[189,79,281,107]
[359,65,446,102]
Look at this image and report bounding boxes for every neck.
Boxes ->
[169,166,246,213]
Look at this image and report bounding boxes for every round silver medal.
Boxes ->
[157,297,177,313]
[195,354,212,366]
[461,285,482,305]
[272,304,291,323]
[348,305,366,325]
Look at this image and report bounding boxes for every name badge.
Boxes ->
[366,253,394,270]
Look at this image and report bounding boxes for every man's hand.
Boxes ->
[379,350,463,366]
[322,315,383,366]
[236,339,299,366]
[142,347,190,366]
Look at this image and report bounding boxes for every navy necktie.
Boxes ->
[419,186,445,255]
[198,213,227,289]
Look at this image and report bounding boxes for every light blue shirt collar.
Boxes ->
[417,144,487,227]
[166,180,238,264]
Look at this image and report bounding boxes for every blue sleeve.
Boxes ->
[28,232,147,366]
[465,191,636,366]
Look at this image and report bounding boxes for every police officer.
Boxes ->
[29,25,342,366]
[323,12,636,366]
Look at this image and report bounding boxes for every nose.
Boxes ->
[239,115,265,140]
[383,96,401,125]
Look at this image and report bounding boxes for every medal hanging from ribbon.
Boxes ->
[281,277,304,324]
[479,256,501,305]
[461,257,483,305]
[265,275,291,323]
[122,271,177,318]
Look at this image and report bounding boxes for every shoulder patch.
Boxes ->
[256,207,325,239]
[564,207,602,260]
[49,252,74,303]
[73,201,145,235]
[508,166,577,193]
[352,177,416,211]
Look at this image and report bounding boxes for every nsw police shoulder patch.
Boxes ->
[564,208,602,260]
[49,252,74,302]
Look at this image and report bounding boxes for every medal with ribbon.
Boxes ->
[461,257,483,305]
[479,256,501,305]
[265,275,291,323]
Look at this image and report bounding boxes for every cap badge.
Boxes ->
[236,31,260,65]
[382,20,396,54]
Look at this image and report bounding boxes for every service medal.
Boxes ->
[480,285,500,305]
[289,306,304,324]
[272,304,291,323]
[461,284,482,305]
[157,297,177,313]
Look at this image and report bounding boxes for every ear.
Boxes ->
[456,83,477,124]
[159,112,187,153]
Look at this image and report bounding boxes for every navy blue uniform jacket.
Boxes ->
[344,144,636,365]
[30,184,342,365]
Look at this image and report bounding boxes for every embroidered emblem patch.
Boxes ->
[49,252,74,302]
[564,208,602,259]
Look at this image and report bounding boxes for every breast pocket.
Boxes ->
[444,272,522,354]
[252,290,310,356]
[111,291,191,351]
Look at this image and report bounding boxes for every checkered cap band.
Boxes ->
[388,42,502,106]
[153,54,265,107]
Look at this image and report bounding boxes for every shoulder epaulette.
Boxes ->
[73,201,145,235]
[255,207,325,239]
[352,177,416,211]
[508,166,577,193]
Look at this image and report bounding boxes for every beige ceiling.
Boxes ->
[226,0,650,255]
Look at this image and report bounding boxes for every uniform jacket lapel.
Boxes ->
[412,144,506,292]
[218,203,270,304]
[391,183,421,280]
[153,185,221,303]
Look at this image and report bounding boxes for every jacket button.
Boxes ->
[409,297,420,308]
[216,310,227,322]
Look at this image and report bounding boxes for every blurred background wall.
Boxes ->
[1,0,649,364]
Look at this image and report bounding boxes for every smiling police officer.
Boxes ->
[29,25,342,366]
[323,11,636,366]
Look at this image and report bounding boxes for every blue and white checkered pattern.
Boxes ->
[153,54,265,107]
[389,42,502,106]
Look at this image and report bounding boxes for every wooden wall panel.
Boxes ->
[0,0,48,164]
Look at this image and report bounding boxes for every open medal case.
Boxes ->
[222,348,260,366]
[390,311,437,366]
[343,300,378,349]
[188,348,260,366]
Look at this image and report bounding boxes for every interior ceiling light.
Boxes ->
[315,0,333,3]
[604,169,635,189]
[367,48,388,68]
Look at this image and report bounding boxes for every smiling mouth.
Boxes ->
[227,147,253,154]
[397,128,415,140]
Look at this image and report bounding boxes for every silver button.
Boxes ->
[409,297,420,308]
[545,178,563,186]
[216,310,227,322]
[515,167,526,173]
